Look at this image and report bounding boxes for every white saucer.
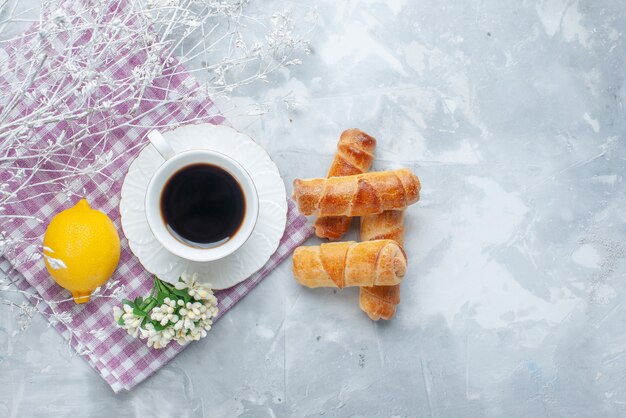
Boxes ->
[119,123,288,289]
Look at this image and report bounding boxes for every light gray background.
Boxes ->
[2,0,626,416]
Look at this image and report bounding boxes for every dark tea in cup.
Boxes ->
[145,130,259,262]
[160,163,246,248]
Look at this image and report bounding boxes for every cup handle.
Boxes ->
[147,130,176,160]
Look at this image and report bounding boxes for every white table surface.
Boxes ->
[1,0,625,416]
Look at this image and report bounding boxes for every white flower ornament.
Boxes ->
[113,275,219,348]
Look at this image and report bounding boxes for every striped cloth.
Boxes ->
[0,2,312,392]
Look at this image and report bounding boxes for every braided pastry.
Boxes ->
[292,240,407,288]
[359,210,405,320]
[293,169,420,217]
[314,129,376,240]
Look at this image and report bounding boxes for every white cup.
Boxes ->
[145,130,259,262]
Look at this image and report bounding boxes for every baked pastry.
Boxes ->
[292,240,407,288]
[359,210,405,320]
[292,169,420,217]
[359,284,400,321]
[360,210,404,246]
[314,129,376,240]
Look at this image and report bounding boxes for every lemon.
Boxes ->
[43,199,120,304]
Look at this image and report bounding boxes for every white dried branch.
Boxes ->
[0,0,314,333]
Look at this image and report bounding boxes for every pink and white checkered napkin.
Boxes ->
[0,6,312,392]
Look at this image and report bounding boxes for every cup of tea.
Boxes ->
[144,130,259,262]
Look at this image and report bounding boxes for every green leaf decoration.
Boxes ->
[133,306,147,317]
[144,299,158,314]
[152,322,167,332]
[170,287,191,303]
[156,292,166,306]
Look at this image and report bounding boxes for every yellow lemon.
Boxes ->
[43,199,120,304]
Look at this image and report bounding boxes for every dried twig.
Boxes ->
[0,0,314,339]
